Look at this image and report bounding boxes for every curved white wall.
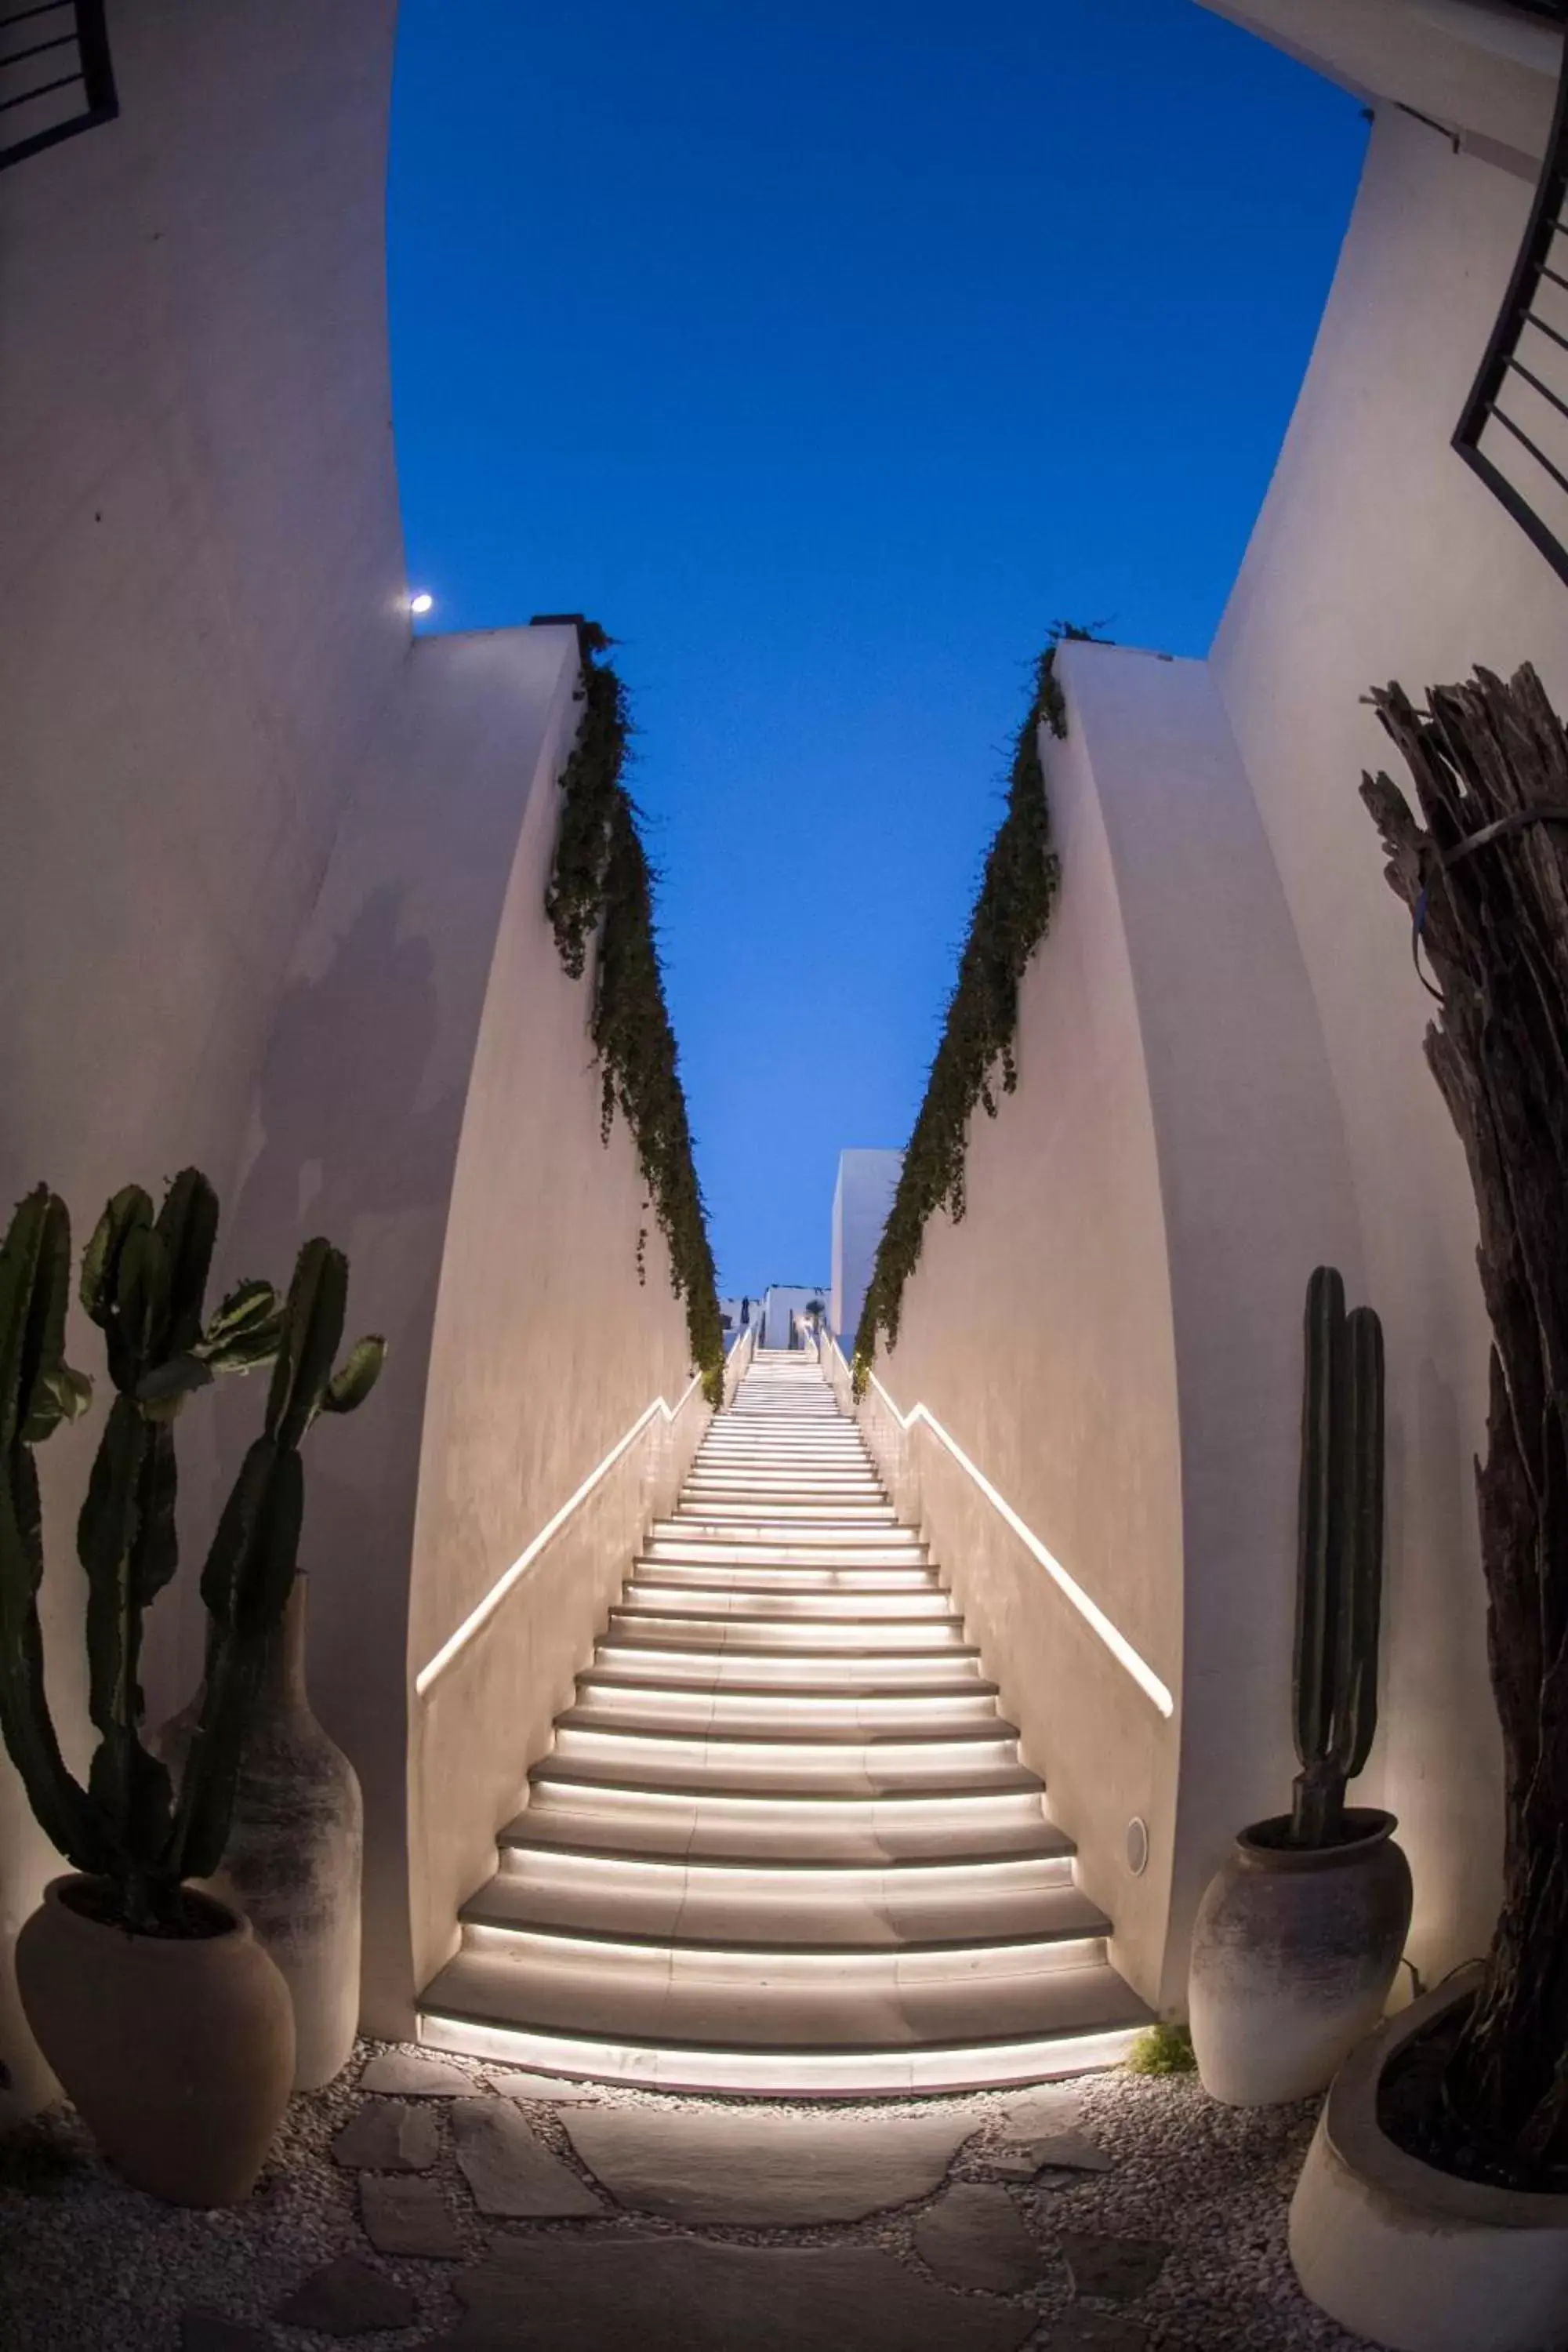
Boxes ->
[0,2,695,2107]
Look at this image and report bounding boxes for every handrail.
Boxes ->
[826,1329,1174,1719]
[415,1369,705,1697]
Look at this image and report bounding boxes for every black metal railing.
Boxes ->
[1455,40,1568,582]
[0,0,115,172]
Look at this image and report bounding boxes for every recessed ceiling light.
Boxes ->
[408,591,434,616]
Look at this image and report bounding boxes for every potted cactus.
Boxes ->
[0,1172,383,2206]
[1188,1265,1412,2106]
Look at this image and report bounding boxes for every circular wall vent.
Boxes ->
[1125,1816,1150,1877]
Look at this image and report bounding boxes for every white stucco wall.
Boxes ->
[0,1,695,2107]
[1208,96,1568,1980]
[829,1149,903,1346]
[855,647,1361,2006]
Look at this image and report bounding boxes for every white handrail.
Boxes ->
[415,1370,705,1698]
[829,1331,1174,1719]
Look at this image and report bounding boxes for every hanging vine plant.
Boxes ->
[852,625,1103,1392]
[545,622,724,1404]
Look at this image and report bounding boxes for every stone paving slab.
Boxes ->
[912,2182,1038,2293]
[997,2088,1084,2135]
[360,2172,465,2258]
[274,2255,417,2335]
[359,2052,473,2097]
[565,2105,972,2223]
[452,2097,602,2217]
[331,2099,441,2171]
[990,2129,1114,2181]
[483,2068,600,2104]
[1058,2232,1170,2303]
[423,2240,1037,2350]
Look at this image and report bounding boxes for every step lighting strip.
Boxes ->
[416,1371,706,1699]
[833,1340,1174,1719]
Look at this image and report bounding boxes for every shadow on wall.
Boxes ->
[203,880,464,1773]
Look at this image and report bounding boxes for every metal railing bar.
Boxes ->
[1500,353,1568,426]
[0,67,78,108]
[1519,307,1568,360]
[0,31,77,67]
[0,2,74,26]
[1539,263,1568,295]
[1486,401,1568,503]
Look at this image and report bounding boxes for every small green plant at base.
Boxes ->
[544,622,724,1406]
[1125,2021,1197,2075]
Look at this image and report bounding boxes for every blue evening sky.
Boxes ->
[388,2,1366,1298]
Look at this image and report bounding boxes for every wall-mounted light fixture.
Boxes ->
[408,591,434,617]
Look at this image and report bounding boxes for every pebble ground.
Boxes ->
[0,2044,1381,2350]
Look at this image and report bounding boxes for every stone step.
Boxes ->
[627,1560,938,1592]
[604,1612,971,1653]
[621,1582,956,1622]
[531,1740,1035,1801]
[642,1537,929,1566]
[499,1795,1076,1869]
[474,1843,1085,1935]
[572,1674,1004,1732]
[590,1641,989,1690]
[557,1701,1018,1747]
[418,1948,1150,2096]
[652,1520,916,1548]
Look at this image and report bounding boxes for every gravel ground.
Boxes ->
[0,2044,1381,2350]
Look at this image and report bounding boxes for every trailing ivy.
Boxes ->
[852,626,1101,1392]
[545,624,724,1404]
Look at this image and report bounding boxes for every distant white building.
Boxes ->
[760,1283,829,1349]
[830,1149,903,1349]
[717,1294,759,1345]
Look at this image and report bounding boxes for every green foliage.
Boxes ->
[852,626,1101,1389]
[1125,2021,1197,2075]
[0,1173,386,1933]
[545,625,724,1406]
[1290,1265,1385,1847]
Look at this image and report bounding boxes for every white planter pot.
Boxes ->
[1189,1808,1411,2105]
[158,1577,362,2091]
[1290,1969,1568,2352]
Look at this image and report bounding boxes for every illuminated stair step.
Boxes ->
[570,1676,1004,1732]
[652,1521,914,1548]
[477,1845,1085,1932]
[498,1798,1076,1868]
[589,1642,989,1689]
[557,1703,1020,1746]
[453,1911,1109,1980]
[620,1584,955,1622]
[530,1751,1037,1802]
[627,1560,936,1592]
[641,1537,928,1566]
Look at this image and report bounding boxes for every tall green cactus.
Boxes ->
[0,1176,385,1933]
[1290,1265,1385,1847]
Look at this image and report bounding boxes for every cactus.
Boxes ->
[0,1175,385,1933]
[1290,1265,1385,1848]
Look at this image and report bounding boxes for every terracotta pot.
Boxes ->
[1188,1807,1411,2105]
[1290,1969,1568,2351]
[158,1576,363,2089]
[16,1875,294,2205]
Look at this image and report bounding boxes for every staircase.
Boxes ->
[418,1351,1149,2094]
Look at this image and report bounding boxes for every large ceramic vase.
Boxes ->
[1290,1969,1568,2351]
[16,1875,294,2205]
[1188,1808,1411,2105]
[159,1576,362,2090]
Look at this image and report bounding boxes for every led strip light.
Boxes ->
[828,1336,1174,1719]
[416,1367,711,1697]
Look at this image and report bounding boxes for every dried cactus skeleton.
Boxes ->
[1290,1265,1385,1849]
[0,1171,384,1934]
[1363,660,1568,2172]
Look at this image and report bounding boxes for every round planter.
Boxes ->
[1189,1808,1411,2105]
[16,1875,294,2205]
[1290,1968,1568,2351]
[158,1575,363,2089]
